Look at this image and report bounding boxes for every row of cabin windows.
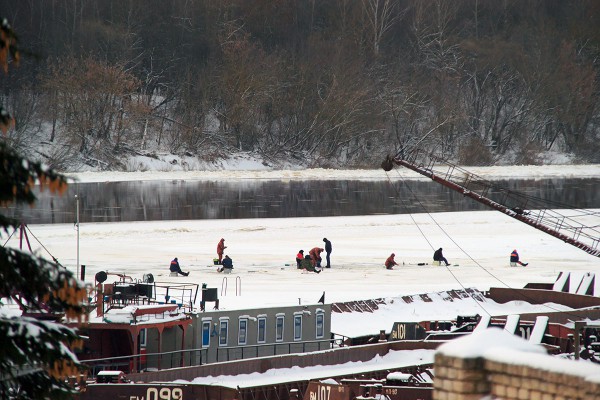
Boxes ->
[201,313,325,347]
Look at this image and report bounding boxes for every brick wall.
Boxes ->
[434,351,600,400]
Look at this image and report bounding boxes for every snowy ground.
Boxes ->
[64,163,600,183]
[5,164,598,338]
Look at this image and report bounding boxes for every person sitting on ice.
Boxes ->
[300,254,320,273]
[385,253,398,270]
[218,255,234,272]
[296,250,304,269]
[510,249,528,266]
[433,248,450,266]
[170,257,189,276]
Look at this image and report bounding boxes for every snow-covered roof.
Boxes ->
[331,290,572,338]
[438,328,600,378]
[437,327,546,358]
[88,304,189,325]
[180,349,435,388]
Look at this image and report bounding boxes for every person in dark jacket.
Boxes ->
[218,255,234,272]
[385,253,398,270]
[510,249,528,266]
[296,250,304,268]
[170,257,189,276]
[323,238,332,268]
[433,248,450,266]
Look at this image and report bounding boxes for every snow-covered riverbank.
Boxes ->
[64,164,600,183]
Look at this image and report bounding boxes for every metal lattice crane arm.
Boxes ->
[382,152,600,258]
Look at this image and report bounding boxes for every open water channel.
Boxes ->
[4,178,599,225]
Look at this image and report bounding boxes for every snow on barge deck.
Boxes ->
[78,340,437,400]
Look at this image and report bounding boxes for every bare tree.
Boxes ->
[411,0,462,71]
[360,0,403,56]
[41,56,143,168]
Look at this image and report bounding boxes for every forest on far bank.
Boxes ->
[1,0,599,171]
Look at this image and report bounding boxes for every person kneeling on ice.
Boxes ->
[218,255,234,272]
[170,257,189,276]
[385,253,398,270]
[510,249,528,266]
[433,248,450,266]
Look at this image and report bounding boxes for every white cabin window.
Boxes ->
[294,315,302,341]
[219,319,229,346]
[276,315,284,342]
[201,320,211,347]
[257,317,267,343]
[238,318,248,345]
[316,312,324,339]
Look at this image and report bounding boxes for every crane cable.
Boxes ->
[2,223,63,266]
[409,153,600,243]
[384,171,493,317]
[385,168,596,321]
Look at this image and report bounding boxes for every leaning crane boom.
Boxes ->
[382,151,600,258]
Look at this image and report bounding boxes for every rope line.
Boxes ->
[2,226,18,247]
[385,171,493,317]
[386,167,596,320]
[23,225,62,266]
[413,155,600,245]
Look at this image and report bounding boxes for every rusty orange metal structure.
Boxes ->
[382,152,600,258]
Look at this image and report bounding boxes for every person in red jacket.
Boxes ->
[296,250,304,268]
[309,247,324,269]
[385,253,398,270]
[217,238,227,264]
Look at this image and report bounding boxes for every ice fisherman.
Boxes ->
[385,253,398,270]
[296,250,304,268]
[309,247,324,269]
[301,254,320,273]
[323,238,332,268]
[510,249,528,266]
[218,255,234,272]
[170,257,189,276]
[217,238,227,264]
[433,248,450,266]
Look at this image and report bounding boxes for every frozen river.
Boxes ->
[4,177,599,224]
